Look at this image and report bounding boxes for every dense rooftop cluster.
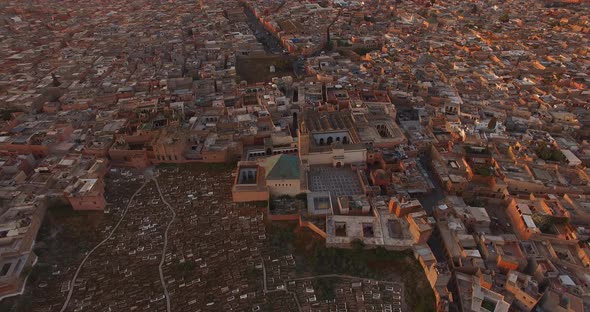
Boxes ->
[1,0,589,311]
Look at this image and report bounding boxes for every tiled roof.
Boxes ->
[265,154,300,180]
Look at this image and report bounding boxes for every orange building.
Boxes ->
[64,178,106,211]
[388,195,423,217]
[232,161,269,203]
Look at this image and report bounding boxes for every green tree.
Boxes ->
[500,13,509,23]
[351,239,365,252]
[1,111,12,121]
[270,225,295,248]
[535,145,565,162]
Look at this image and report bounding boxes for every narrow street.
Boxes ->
[243,5,284,54]
[416,154,445,214]
[417,154,448,263]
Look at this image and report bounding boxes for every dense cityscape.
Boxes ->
[0,0,589,311]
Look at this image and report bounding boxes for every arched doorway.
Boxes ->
[327,137,333,145]
[336,162,342,168]
[342,136,349,144]
[319,138,325,145]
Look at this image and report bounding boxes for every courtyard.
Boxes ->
[308,166,364,197]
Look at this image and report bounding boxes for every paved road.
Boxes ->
[416,155,445,213]
[417,154,452,263]
[287,274,404,287]
[243,5,284,54]
[59,180,150,312]
[153,177,176,312]
[262,257,268,294]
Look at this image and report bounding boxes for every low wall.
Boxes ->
[269,213,328,239]
[232,190,269,203]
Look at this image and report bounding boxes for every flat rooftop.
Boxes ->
[326,215,383,246]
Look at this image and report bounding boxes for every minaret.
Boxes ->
[298,120,310,157]
[51,73,61,87]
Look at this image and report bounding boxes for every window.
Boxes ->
[335,223,347,237]
[0,263,11,276]
[13,258,24,276]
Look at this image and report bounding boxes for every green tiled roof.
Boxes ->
[265,154,300,180]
